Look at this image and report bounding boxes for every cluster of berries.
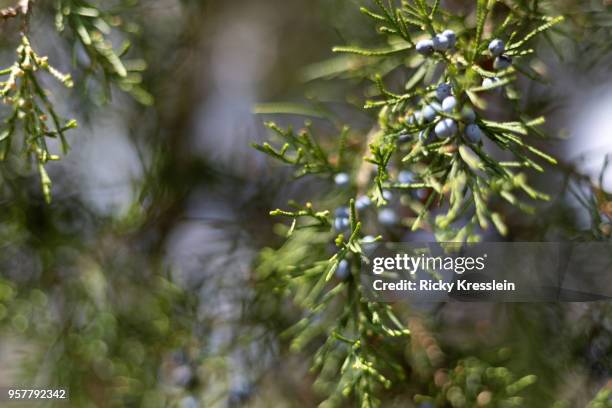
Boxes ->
[482,39,512,88]
[403,82,484,144]
[331,203,352,280]
[331,170,429,280]
[488,39,511,70]
[333,176,398,230]
[330,34,513,275]
[333,205,391,281]
[416,29,457,56]
[333,205,351,232]
[326,30,524,283]
[329,35,515,254]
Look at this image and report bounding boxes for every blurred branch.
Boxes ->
[0,0,28,19]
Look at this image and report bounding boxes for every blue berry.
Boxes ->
[362,235,376,243]
[334,172,350,186]
[433,34,450,51]
[461,106,476,123]
[378,208,398,226]
[355,195,372,210]
[422,106,436,122]
[436,83,452,102]
[334,216,350,232]
[382,189,393,201]
[422,102,441,122]
[414,189,429,200]
[416,39,434,56]
[434,118,457,139]
[408,111,422,125]
[494,55,512,70]
[336,259,351,280]
[398,133,412,144]
[482,77,500,88]
[488,39,505,57]
[418,130,432,144]
[442,29,456,47]
[335,207,349,218]
[441,96,457,113]
[465,123,484,143]
[398,170,415,184]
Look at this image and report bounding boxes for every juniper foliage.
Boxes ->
[0,1,610,407]
[0,0,147,202]
[252,1,604,407]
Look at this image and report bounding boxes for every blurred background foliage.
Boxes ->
[0,0,611,407]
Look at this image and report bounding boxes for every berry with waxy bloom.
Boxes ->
[488,39,505,56]
[414,188,429,200]
[422,102,441,122]
[355,195,372,211]
[494,55,512,70]
[416,39,434,56]
[408,111,422,125]
[334,216,350,232]
[398,170,415,185]
[436,83,452,102]
[461,106,476,123]
[433,34,450,51]
[398,133,412,144]
[434,118,457,139]
[378,208,398,226]
[482,76,501,89]
[335,206,349,218]
[419,129,434,144]
[334,172,350,186]
[334,207,350,232]
[335,259,351,280]
[442,29,456,47]
[442,96,457,112]
[465,123,485,143]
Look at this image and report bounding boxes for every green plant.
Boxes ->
[0,35,76,203]
[254,1,567,406]
[0,0,148,202]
